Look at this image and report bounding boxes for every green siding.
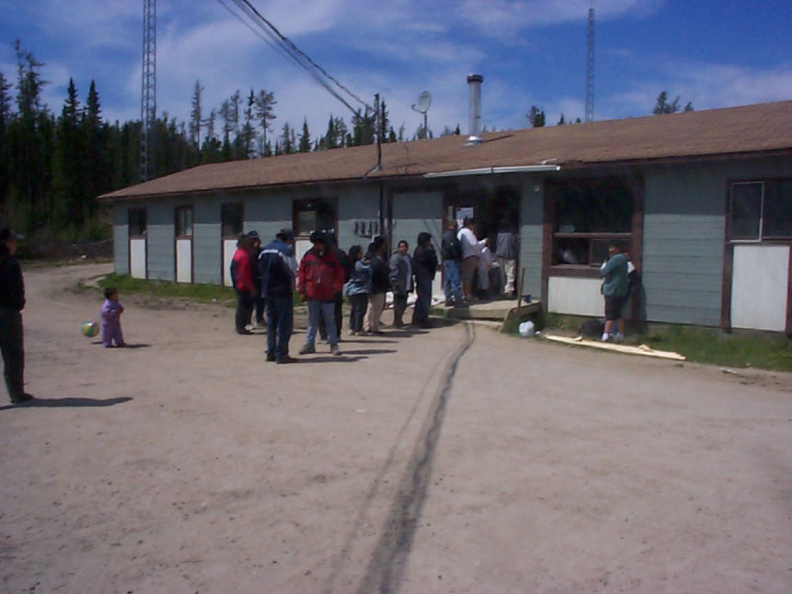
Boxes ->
[146,202,175,281]
[194,200,221,284]
[519,179,545,299]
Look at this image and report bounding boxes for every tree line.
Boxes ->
[0,42,447,241]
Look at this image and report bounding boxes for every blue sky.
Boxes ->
[0,0,790,139]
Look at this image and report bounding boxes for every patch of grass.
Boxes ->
[643,326,792,372]
[96,274,236,304]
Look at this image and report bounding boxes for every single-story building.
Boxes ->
[99,100,792,334]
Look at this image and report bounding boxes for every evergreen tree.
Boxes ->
[53,78,85,229]
[189,80,203,151]
[0,72,12,212]
[528,105,546,127]
[254,89,276,154]
[653,91,693,114]
[298,118,311,153]
[82,80,107,220]
[557,113,566,125]
[280,122,294,155]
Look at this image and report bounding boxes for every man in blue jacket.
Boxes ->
[259,229,298,364]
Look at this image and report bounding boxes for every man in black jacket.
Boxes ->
[412,232,438,328]
[0,229,33,404]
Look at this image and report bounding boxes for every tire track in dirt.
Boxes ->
[354,322,476,594]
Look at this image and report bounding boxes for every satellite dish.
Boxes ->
[411,90,432,139]
[413,90,432,114]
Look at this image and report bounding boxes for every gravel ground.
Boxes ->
[1,263,790,594]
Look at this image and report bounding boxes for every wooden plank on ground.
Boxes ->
[543,334,686,361]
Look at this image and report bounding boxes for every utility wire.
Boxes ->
[214,0,371,114]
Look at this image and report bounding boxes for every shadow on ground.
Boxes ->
[0,397,133,411]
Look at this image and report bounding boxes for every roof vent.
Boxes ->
[466,74,484,146]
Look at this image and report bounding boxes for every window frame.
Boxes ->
[545,177,638,270]
[728,178,792,243]
[128,208,147,238]
[174,205,194,239]
[221,202,244,239]
[292,198,337,238]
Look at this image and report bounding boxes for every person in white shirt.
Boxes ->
[457,217,486,300]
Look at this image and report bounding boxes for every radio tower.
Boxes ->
[585,5,595,122]
[140,0,157,181]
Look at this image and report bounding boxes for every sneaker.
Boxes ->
[331,345,342,356]
[276,355,298,364]
[237,329,254,335]
[266,353,276,362]
[299,343,316,355]
[613,333,625,344]
[349,330,356,336]
[600,333,610,342]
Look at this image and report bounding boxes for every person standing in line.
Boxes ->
[247,230,265,329]
[599,242,630,343]
[365,236,389,335]
[345,245,371,335]
[441,219,464,307]
[259,229,298,364]
[298,231,345,356]
[231,234,256,335]
[320,232,350,342]
[495,220,519,298]
[0,229,33,404]
[457,217,485,301]
[388,240,413,329]
[100,287,127,348]
[412,232,438,328]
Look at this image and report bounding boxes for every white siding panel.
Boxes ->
[223,239,237,287]
[731,245,790,331]
[176,239,192,283]
[130,239,147,279]
[548,277,603,317]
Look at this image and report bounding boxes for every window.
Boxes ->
[175,206,193,238]
[293,199,336,237]
[129,208,147,237]
[729,180,792,241]
[549,179,635,266]
[221,203,244,238]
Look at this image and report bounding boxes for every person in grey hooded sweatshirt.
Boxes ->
[388,240,413,329]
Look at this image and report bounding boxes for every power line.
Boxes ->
[215,0,371,114]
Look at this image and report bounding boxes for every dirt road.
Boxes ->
[1,264,790,593]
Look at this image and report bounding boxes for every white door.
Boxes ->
[223,239,237,287]
[731,244,790,331]
[130,238,147,279]
[176,238,192,283]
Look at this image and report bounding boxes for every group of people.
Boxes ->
[231,228,441,364]
[441,216,520,306]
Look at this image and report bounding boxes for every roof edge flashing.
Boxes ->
[424,164,561,179]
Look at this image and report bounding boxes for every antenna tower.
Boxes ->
[140,0,157,181]
[585,5,595,122]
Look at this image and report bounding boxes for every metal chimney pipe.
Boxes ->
[466,73,484,145]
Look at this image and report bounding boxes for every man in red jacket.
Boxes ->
[298,230,345,356]
[231,234,256,335]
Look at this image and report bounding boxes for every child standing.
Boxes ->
[345,245,371,335]
[101,287,126,348]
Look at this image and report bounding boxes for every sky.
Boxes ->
[0,0,791,140]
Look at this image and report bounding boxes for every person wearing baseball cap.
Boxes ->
[0,228,33,404]
[259,229,298,363]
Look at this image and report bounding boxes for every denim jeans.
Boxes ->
[413,278,433,324]
[306,300,338,346]
[443,260,464,304]
[266,295,294,359]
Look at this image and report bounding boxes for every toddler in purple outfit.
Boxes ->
[101,287,126,348]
